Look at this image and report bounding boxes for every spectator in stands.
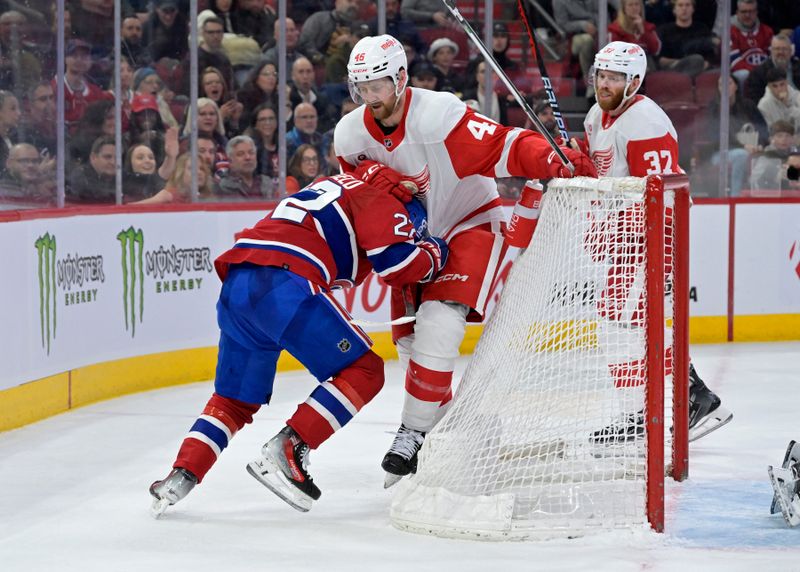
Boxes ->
[529,99,563,141]
[428,37,462,94]
[19,81,55,157]
[262,18,307,70]
[126,94,171,165]
[197,134,218,169]
[67,135,117,204]
[554,0,600,99]
[288,57,335,132]
[369,0,424,54]
[608,0,662,71]
[730,0,773,86]
[757,67,800,131]
[121,15,152,68]
[245,103,279,180]
[179,16,234,95]
[750,120,797,190]
[645,0,675,26]
[398,32,423,72]
[702,74,768,196]
[461,60,507,124]
[200,66,243,137]
[143,0,189,62]
[491,22,519,74]
[181,98,229,178]
[133,66,179,128]
[57,39,112,132]
[0,89,20,175]
[123,143,166,202]
[0,11,42,95]
[401,0,459,30]
[745,34,800,103]
[132,152,213,204]
[215,135,275,200]
[208,0,235,33]
[657,0,716,76]
[68,99,115,168]
[0,143,53,204]
[286,102,323,162]
[286,143,321,193]
[409,60,437,90]
[237,61,281,129]
[231,0,276,50]
[298,0,361,66]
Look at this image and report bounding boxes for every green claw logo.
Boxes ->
[117,227,145,337]
[34,233,57,354]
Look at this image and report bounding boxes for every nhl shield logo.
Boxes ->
[338,339,352,352]
[383,138,393,148]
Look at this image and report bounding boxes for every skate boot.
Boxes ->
[247,426,321,512]
[590,411,645,445]
[382,424,426,489]
[770,440,800,516]
[149,467,198,518]
[688,363,733,442]
[768,441,800,527]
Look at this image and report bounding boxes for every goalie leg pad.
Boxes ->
[288,350,385,449]
[401,300,467,432]
[771,440,800,514]
[768,464,800,527]
[174,393,261,483]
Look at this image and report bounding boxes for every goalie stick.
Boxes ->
[440,0,573,173]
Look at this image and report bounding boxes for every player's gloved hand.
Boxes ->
[405,197,429,240]
[546,147,597,178]
[418,237,448,283]
[353,160,418,203]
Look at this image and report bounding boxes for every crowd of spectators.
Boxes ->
[1,0,800,208]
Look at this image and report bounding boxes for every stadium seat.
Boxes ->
[643,71,694,105]
[694,69,721,107]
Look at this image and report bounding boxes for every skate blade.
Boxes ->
[150,497,171,519]
[246,458,313,513]
[384,472,403,489]
[768,466,800,527]
[688,406,733,442]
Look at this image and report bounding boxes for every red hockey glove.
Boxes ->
[418,237,449,283]
[546,147,597,178]
[353,160,418,203]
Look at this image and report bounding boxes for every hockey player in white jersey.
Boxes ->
[572,41,732,443]
[334,33,596,486]
[769,440,800,527]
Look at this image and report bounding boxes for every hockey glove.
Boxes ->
[418,237,448,283]
[546,147,598,178]
[405,197,430,240]
[353,160,418,203]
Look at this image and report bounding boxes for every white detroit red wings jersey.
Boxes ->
[584,95,680,177]
[335,87,558,238]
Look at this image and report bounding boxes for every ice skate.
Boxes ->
[149,467,198,518]
[688,364,732,442]
[247,426,321,512]
[770,440,800,516]
[382,424,425,489]
[768,448,800,528]
[590,411,645,445]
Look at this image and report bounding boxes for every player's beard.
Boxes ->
[367,93,400,123]
[596,85,625,112]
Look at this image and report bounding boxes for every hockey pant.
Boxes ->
[170,264,385,483]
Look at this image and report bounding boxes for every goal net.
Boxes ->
[390,176,690,540]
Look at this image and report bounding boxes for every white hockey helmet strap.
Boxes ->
[347,34,407,104]
[592,41,647,108]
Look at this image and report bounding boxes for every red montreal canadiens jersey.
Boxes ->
[334,88,559,238]
[584,95,680,177]
[214,173,435,290]
[730,22,773,72]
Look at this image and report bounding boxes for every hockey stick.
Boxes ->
[440,0,573,172]
[515,0,570,141]
[350,315,416,327]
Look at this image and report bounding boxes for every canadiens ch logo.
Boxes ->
[338,339,352,352]
[384,138,393,148]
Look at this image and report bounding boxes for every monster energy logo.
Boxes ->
[117,227,145,337]
[34,233,57,354]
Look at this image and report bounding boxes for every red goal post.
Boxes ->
[390,174,691,540]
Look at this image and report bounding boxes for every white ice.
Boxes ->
[1,342,798,572]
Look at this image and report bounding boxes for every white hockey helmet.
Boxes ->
[592,41,647,104]
[347,34,407,104]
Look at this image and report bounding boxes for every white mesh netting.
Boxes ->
[391,177,675,540]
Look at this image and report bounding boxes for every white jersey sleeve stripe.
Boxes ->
[494,128,523,178]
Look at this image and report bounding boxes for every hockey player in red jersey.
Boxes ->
[572,41,732,444]
[334,33,596,487]
[149,164,449,515]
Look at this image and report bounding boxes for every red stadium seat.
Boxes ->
[643,71,694,106]
[694,69,721,107]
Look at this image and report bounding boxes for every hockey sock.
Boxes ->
[288,350,384,449]
[174,393,260,483]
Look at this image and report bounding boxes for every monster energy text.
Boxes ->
[57,252,105,306]
[145,244,213,293]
